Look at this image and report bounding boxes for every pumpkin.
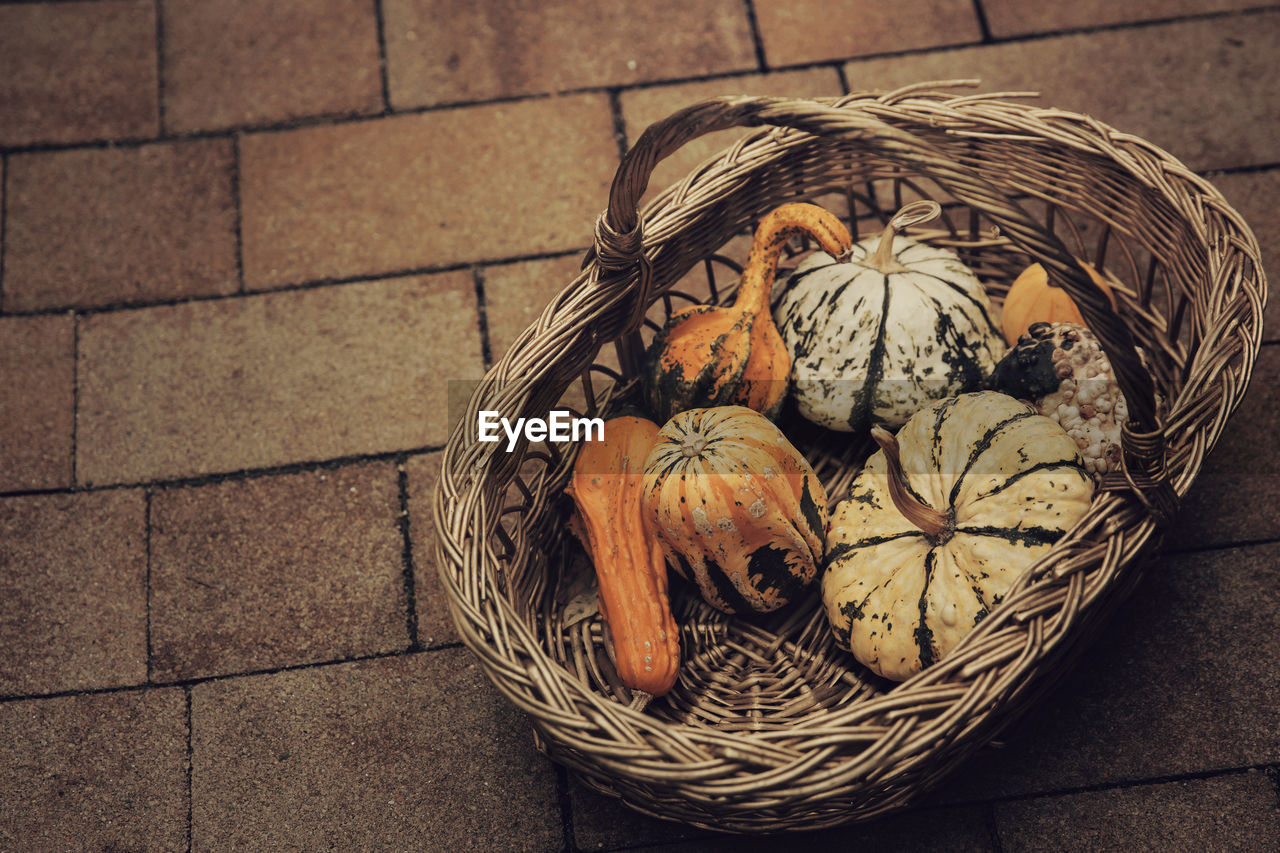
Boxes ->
[642,406,828,614]
[1001,260,1118,346]
[822,391,1094,681]
[643,203,853,423]
[774,201,1005,433]
[988,321,1128,479]
[566,415,680,696]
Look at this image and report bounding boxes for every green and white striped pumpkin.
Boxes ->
[774,223,1005,434]
[822,391,1094,681]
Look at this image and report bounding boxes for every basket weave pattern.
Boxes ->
[433,85,1266,832]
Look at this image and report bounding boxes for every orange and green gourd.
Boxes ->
[642,203,853,423]
[642,405,828,615]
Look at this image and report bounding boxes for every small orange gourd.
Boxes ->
[642,203,853,423]
[1001,260,1118,346]
[565,415,680,696]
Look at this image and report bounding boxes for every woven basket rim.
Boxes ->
[431,84,1267,832]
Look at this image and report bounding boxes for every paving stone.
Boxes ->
[76,273,484,485]
[994,773,1280,852]
[754,0,982,66]
[382,0,756,108]
[1208,167,1279,344]
[0,1,158,147]
[604,802,994,851]
[238,95,618,289]
[190,650,562,851]
[0,688,187,849]
[617,67,847,205]
[403,452,463,648]
[161,0,384,133]
[4,140,238,312]
[931,540,1280,803]
[150,462,407,680]
[1167,343,1280,551]
[0,315,74,493]
[981,0,1264,38]
[842,11,1280,172]
[0,490,147,696]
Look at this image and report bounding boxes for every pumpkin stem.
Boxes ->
[870,425,954,544]
[735,203,853,315]
[869,200,942,273]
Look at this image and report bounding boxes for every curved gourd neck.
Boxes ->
[734,204,853,316]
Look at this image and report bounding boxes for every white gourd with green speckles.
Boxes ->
[822,392,1094,682]
[774,232,1005,433]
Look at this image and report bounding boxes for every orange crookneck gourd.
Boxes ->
[642,203,853,423]
[565,415,680,697]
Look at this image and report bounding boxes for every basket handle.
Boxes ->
[594,95,1174,521]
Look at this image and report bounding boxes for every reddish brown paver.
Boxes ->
[933,540,1280,803]
[238,95,618,289]
[382,0,756,109]
[994,773,1280,852]
[0,1,158,147]
[481,253,590,361]
[1169,344,1280,550]
[0,315,74,493]
[841,11,1280,172]
[161,0,384,133]
[754,0,982,66]
[76,272,484,486]
[981,0,1264,37]
[617,67,846,203]
[404,452,459,647]
[150,462,407,681]
[0,490,147,696]
[1209,168,1279,343]
[4,140,238,312]
[189,651,562,851]
[0,688,187,849]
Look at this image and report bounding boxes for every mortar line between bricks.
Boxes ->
[154,0,168,136]
[472,266,495,370]
[0,245,594,318]
[145,487,155,684]
[971,0,994,42]
[184,685,194,853]
[984,801,1006,852]
[70,312,80,485]
[396,457,423,652]
[0,153,6,311]
[555,765,577,853]
[0,443,449,500]
[607,89,629,161]
[373,0,393,114]
[231,133,245,293]
[950,762,1280,810]
[0,643,466,705]
[741,0,768,71]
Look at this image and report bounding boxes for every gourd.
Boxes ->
[774,201,1005,433]
[642,406,828,614]
[822,391,1094,681]
[565,415,680,696]
[988,321,1128,479]
[643,203,853,423]
[1001,260,1117,346]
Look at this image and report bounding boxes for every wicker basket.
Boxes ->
[432,83,1266,832]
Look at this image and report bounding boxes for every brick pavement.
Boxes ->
[1,2,1276,850]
